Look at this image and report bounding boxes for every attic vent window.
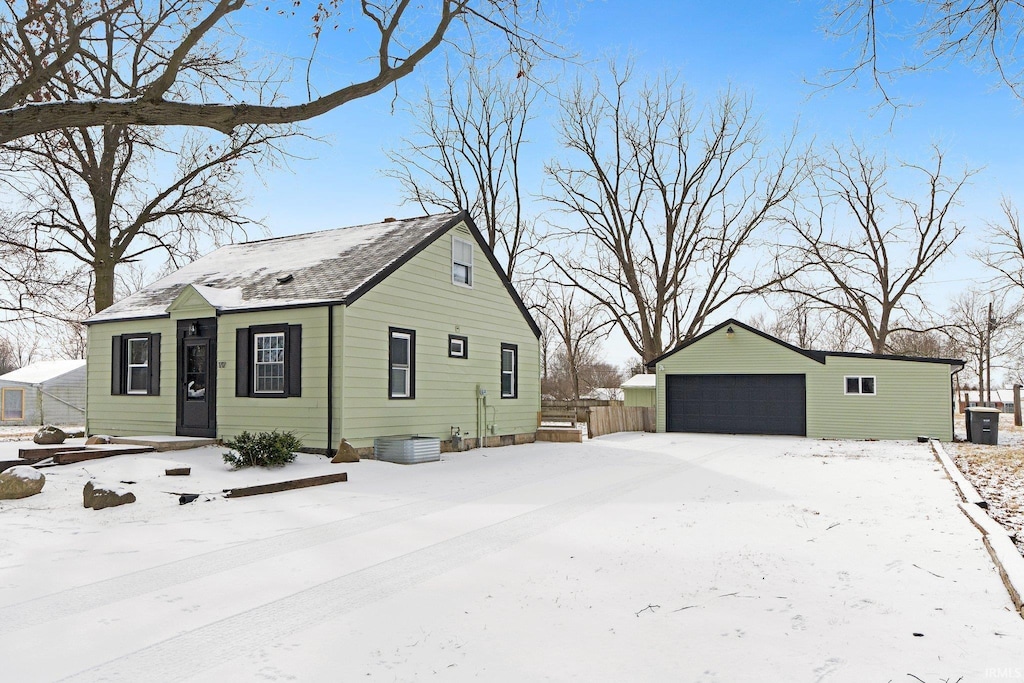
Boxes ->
[276,274,294,284]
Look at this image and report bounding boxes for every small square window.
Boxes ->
[449,335,468,358]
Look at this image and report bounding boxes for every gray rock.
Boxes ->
[33,425,67,445]
[85,434,112,445]
[0,466,45,499]
[83,480,136,510]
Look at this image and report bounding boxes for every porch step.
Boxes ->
[535,427,583,443]
[110,436,216,452]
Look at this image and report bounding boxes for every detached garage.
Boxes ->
[648,320,963,441]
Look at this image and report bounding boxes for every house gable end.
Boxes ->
[166,284,217,317]
[344,210,541,338]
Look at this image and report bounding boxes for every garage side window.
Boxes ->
[844,376,876,395]
[1,388,24,420]
[110,333,161,396]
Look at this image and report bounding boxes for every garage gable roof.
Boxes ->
[647,319,965,370]
[647,319,826,369]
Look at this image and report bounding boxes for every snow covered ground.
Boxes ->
[949,417,1024,557]
[1,433,1022,681]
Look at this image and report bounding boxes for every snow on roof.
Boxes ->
[86,212,463,323]
[621,374,657,388]
[0,359,86,384]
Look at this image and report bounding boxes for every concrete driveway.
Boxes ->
[1,433,1022,681]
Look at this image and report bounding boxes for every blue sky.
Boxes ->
[235,0,1024,365]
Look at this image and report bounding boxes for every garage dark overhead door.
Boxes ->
[665,374,806,436]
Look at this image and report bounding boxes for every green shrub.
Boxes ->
[222,430,302,469]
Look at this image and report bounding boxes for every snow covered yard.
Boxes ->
[1,433,1022,682]
[950,440,1024,557]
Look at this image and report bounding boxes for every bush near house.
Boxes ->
[223,431,302,469]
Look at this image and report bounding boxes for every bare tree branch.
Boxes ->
[542,60,807,362]
[776,140,975,353]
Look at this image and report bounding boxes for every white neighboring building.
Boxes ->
[0,360,86,426]
[958,389,1016,414]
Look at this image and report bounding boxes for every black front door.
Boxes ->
[177,318,217,437]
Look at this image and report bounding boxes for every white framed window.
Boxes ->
[126,337,151,394]
[501,343,518,398]
[452,236,474,287]
[1,387,24,420]
[844,376,876,395]
[449,334,468,358]
[389,328,415,399]
[254,332,286,393]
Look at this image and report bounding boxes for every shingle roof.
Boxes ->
[86,213,463,323]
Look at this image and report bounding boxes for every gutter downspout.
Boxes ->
[327,305,334,456]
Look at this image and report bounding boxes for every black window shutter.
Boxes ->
[148,333,161,395]
[110,335,123,395]
[236,327,250,397]
[287,325,302,396]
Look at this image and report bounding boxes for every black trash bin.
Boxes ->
[965,406,1000,445]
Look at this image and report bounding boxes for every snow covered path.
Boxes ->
[1,434,1022,681]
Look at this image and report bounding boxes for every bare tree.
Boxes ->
[0,0,549,143]
[750,295,861,351]
[818,1,1024,106]
[777,141,973,354]
[0,335,18,374]
[385,54,540,279]
[542,61,805,363]
[536,285,612,400]
[0,0,306,314]
[943,289,1024,400]
[977,198,1024,291]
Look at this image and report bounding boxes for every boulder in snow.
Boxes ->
[85,434,111,445]
[332,439,360,463]
[83,480,136,510]
[34,425,67,445]
[0,466,45,499]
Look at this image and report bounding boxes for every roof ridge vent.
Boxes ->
[276,273,294,284]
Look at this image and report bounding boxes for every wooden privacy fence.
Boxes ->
[587,405,656,438]
[541,399,616,425]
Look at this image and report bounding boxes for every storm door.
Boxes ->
[176,318,217,437]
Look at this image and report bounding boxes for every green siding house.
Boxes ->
[647,319,963,441]
[84,212,541,453]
